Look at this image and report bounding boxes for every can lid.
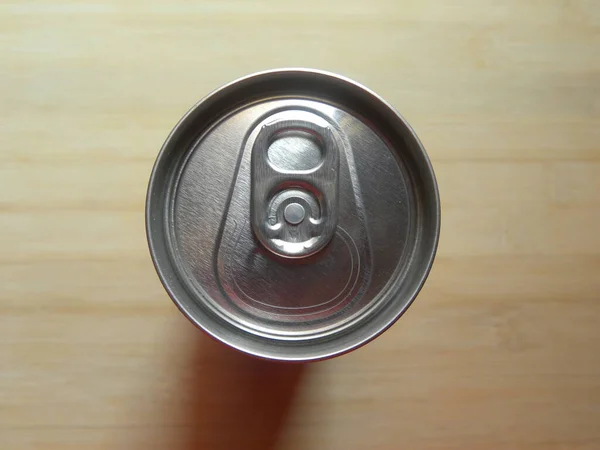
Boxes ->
[146,69,440,361]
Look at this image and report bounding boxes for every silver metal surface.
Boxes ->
[251,110,339,258]
[146,69,440,361]
[284,203,305,225]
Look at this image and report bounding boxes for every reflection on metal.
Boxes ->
[146,69,440,361]
[251,110,339,258]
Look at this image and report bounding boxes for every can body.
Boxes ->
[146,69,440,361]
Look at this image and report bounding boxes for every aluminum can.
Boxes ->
[146,69,440,361]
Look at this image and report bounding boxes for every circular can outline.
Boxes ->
[146,68,441,362]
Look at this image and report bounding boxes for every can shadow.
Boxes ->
[168,326,307,450]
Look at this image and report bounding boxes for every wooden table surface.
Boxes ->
[2,1,599,449]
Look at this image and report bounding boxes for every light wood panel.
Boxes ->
[1,1,599,449]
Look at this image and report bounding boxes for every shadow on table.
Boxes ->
[166,325,307,450]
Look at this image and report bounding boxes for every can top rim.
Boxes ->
[146,69,441,361]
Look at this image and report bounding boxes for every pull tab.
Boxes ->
[251,110,339,258]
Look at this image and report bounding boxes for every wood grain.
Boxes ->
[1,1,599,449]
